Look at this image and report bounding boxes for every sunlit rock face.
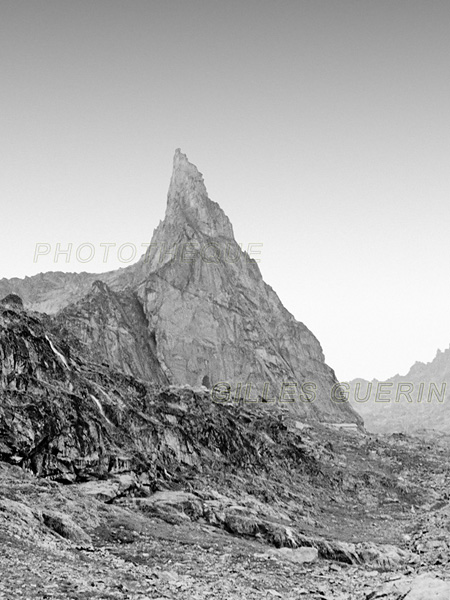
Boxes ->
[0,150,361,424]
[133,150,360,423]
[164,149,234,239]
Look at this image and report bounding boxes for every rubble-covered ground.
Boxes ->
[1,424,450,599]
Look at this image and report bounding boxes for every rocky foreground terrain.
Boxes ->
[0,295,450,599]
[1,428,450,600]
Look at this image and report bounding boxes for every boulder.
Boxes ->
[42,510,91,545]
[76,480,121,503]
[274,546,318,563]
[368,574,450,600]
[135,490,204,522]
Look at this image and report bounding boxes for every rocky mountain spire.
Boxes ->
[164,149,234,240]
[129,151,360,424]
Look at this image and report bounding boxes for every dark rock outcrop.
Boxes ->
[0,294,23,309]
[54,281,167,384]
[0,297,325,484]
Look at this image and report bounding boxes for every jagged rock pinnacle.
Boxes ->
[164,149,234,239]
[169,149,209,202]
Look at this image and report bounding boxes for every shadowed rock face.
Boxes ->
[0,294,23,309]
[55,280,168,385]
[0,150,361,424]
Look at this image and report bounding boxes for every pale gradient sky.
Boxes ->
[1,0,450,382]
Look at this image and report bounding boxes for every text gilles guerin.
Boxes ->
[210,381,447,404]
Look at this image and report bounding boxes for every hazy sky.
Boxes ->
[1,0,450,382]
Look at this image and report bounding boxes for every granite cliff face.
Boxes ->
[0,150,361,424]
[131,150,358,422]
[348,347,450,433]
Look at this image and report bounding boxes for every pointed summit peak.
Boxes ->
[173,147,193,169]
[164,149,234,239]
[173,148,191,171]
[169,148,208,200]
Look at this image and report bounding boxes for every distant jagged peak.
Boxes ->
[163,148,234,240]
